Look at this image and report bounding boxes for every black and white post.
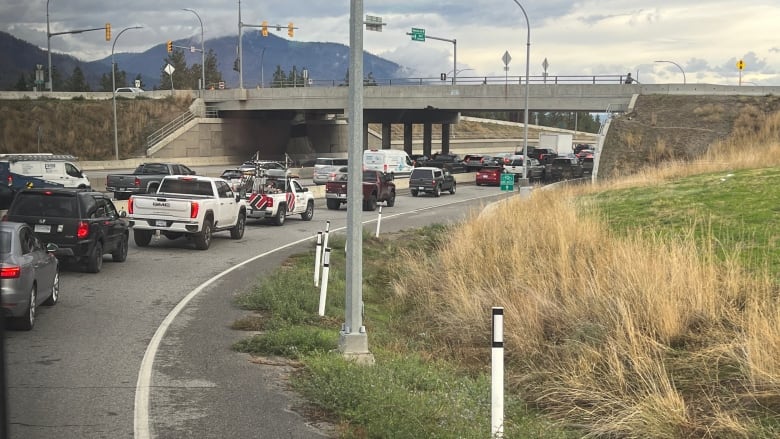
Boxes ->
[314,232,323,287]
[491,307,504,438]
[322,221,331,268]
[375,206,382,237]
[318,247,331,316]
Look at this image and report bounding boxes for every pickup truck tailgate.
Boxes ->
[130,195,195,218]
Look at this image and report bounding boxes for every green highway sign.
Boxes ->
[411,27,425,42]
[500,173,515,191]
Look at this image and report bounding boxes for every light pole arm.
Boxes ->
[183,8,205,91]
[112,26,142,161]
[654,60,686,84]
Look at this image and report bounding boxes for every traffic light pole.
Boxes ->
[406,32,457,85]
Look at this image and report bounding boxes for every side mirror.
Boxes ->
[235,194,241,202]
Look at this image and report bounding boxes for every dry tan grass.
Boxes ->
[391,111,780,437]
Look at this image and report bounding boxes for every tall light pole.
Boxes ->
[654,60,686,84]
[512,0,531,184]
[260,47,266,87]
[183,8,205,92]
[46,0,52,91]
[112,26,143,161]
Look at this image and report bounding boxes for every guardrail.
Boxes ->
[145,105,219,150]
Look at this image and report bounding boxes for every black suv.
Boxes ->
[4,188,130,273]
[547,157,584,181]
[409,167,456,197]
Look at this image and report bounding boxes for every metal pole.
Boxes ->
[260,47,266,87]
[46,0,52,92]
[654,60,686,84]
[512,0,531,183]
[238,0,243,89]
[183,9,205,92]
[112,26,142,161]
[339,0,372,361]
[452,39,457,85]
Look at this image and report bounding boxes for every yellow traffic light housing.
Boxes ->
[288,22,294,38]
[166,40,173,53]
[105,23,111,41]
[261,21,268,37]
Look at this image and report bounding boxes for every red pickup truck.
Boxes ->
[325,170,396,211]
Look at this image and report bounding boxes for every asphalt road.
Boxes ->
[3,182,516,438]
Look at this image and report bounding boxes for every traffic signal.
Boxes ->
[166,40,173,53]
[288,22,294,38]
[261,21,268,37]
[105,23,111,41]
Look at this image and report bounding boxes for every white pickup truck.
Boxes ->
[128,175,246,250]
[246,169,315,226]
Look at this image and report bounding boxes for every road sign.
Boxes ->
[737,59,745,70]
[164,64,175,76]
[502,51,512,66]
[500,173,514,191]
[218,81,225,90]
[366,15,384,32]
[411,27,425,42]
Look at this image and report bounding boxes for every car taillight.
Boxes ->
[77,221,89,239]
[128,197,134,214]
[134,177,141,187]
[0,265,21,279]
[190,201,199,219]
[6,175,12,186]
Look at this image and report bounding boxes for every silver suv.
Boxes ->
[409,167,456,197]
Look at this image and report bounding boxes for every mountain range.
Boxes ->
[0,30,408,91]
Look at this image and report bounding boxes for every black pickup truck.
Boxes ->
[105,162,196,200]
[5,188,130,273]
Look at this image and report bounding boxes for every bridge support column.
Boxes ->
[441,124,450,154]
[403,123,413,155]
[382,123,391,149]
[363,122,369,149]
[423,123,432,157]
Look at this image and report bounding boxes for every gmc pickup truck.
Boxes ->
[325,170,396,211]
[128,175,246,250]
[106,162,196,200]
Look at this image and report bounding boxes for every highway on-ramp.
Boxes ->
[4,183,515,438]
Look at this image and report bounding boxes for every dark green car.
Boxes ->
[409,167,456,197]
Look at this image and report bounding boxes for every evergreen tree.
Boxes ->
[159,49,190,90]
[203,49,222,89]
[100,66,127,92]
[271,65,286,88]
[13,73,28,91]
[65,66,90,92]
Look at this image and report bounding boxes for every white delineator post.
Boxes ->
[318,248,331,316]
[322,221,331,269]
[375,206,382,237]
[314,232,323,287]
[491,307,504,438]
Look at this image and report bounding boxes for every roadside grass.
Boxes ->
[233,115,780,437]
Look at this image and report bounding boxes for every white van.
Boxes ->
[363,149,414,176]
[0,154,91,189]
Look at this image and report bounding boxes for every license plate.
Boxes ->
[418,186,424,190]
[119,188,126,191]
[337,194,347,198]
[155,220,167,227]
[34,224,51,233]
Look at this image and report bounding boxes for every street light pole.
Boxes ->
[512,0,531,184]
[238,0,244,89]
[654,60,686,84]
[183,8,205,92]
[112,26,143,161]
[260,47,266,87]
[46,0,52,92]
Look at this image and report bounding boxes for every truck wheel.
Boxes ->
[114,192,130,201]
[112,233,128,262]
[194,218,212,250]
[272,204,286,226]
[363,194,377,211]
[449,182,456,194]
[86,241,103,273]
[134,230,153,247]
[300,201,314,221]
[326,199,340,210]
[230,211,246,239]
[434,185,441,198]
[410,189,419,197]
[386,190,396,207]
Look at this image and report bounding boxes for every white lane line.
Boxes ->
[134,196,490,438]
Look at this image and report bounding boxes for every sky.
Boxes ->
[1,0,779,85]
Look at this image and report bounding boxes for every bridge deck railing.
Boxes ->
[264,74,631,88]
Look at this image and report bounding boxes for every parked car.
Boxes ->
[0,221,60,330]
[475,166,504,186]
[4,188,130,273]
[503,156,546,181]
[547,157,585,181]
[409,167,456,197]
[313,165,348,185]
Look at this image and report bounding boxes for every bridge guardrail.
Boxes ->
[146,105,219,150]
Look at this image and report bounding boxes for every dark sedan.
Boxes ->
[0,221,60,330]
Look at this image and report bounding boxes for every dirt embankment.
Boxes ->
[599,95,780,179]
[0,96,192,159]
